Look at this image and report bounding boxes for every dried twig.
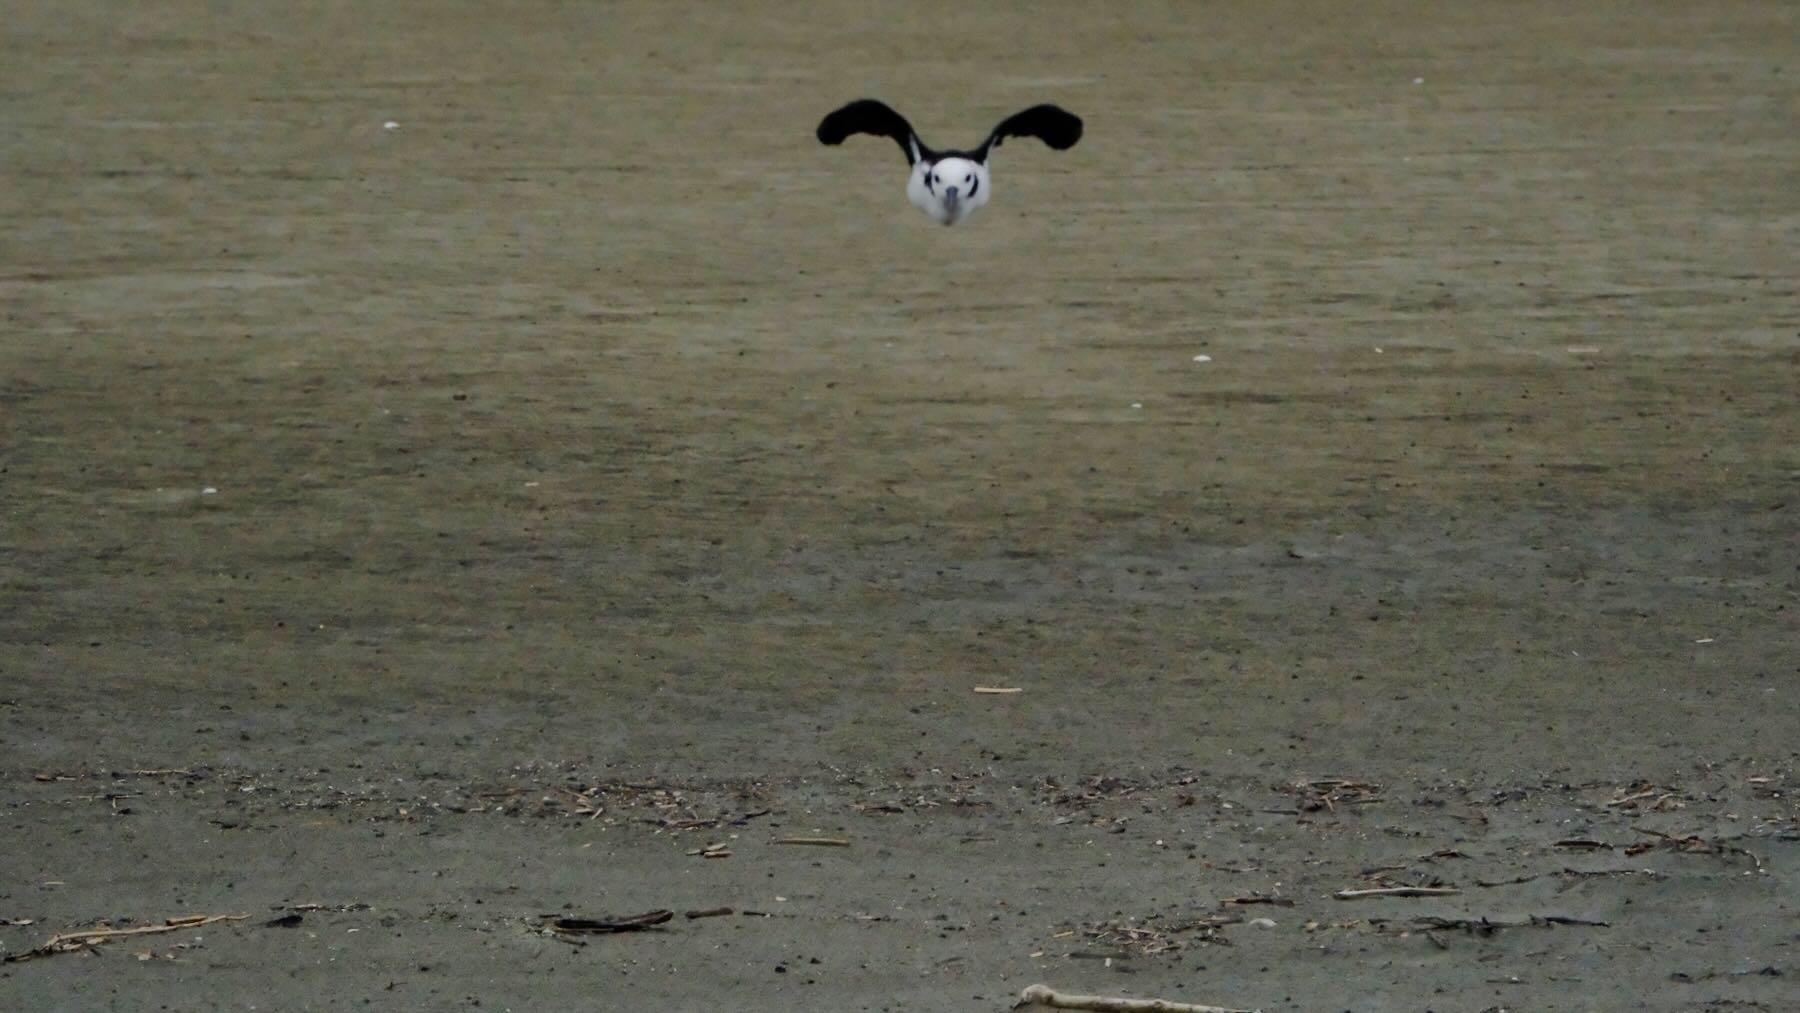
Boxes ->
[1626,827,1763,868]
[1533,915,1610,927]
[546,910,672,934]
[1384,914,1610,936]
[1557,866,1662,881]
[1474,872,1543,888]
[684,907,733,920]
[649,816,719,831]
[1604,787,1660,807]
[1333,886,1460,899]
[773,836,850,847]
[1288,778,1382,813]
[4,914,248,963]
[1074,915,1237,957]
[547,785,605,818]
[1014,983,1257,1012]
[1222,894,1293,908]
[974,687,1024,695]
[1553,839,1613,850]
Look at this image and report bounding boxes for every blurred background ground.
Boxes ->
[1,2,1795,1009]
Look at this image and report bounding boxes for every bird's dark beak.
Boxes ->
[943,186,960,202]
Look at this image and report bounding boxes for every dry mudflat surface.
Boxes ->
[2,2,1796,1010]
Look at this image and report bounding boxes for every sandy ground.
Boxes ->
[2,1,1797,1009]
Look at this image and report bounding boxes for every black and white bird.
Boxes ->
[815,99,1083,225]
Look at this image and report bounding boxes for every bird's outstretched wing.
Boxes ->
[816,99,928,166]
[975,104,1083,161]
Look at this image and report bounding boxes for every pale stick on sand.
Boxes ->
[4,914,249,963]
[1332,886,1461,899]
[1014,984,1258,1012]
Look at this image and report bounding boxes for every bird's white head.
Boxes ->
[907,155,990,226]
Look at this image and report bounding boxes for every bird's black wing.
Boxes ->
[816,99,929,167]
[974,104,1083,162]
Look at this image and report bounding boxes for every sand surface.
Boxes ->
[2,2,1796,1009]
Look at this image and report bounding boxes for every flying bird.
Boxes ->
[815,99,1083,225]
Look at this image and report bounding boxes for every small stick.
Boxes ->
[1535,914,1610,927]
[1223,895,1294,907]
[684,907,734,920]
[548,910,673,934]
[4,914,248,963]
[974,686,1024,694]
[1628,827,1762,868]
[1407,914,1609,932]
[1333,886,1461,899]
[773,836,850,847]
[1014,983,1257,1012]
[1474,873,1544,888]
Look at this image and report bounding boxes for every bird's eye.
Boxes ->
[964,174,973,184]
